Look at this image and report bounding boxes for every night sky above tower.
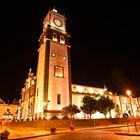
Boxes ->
[0,0,140,102]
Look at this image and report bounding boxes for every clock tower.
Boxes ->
[34,8,72,119]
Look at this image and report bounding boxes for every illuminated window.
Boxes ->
[99,89,104,95]
[122,103,127,111]
[54,66,64,78]
[84,88,88,93]
[43,36,46,43]
[51,52,56,57]
[89,88,94,94]
[57,94,61,105]
[62,56,66,60]
[78,86,83,93]
[31,80,34,85]
[72,86,77,92]
[126,104,131,110]
[52,33,58,41]
[60,36,65,44]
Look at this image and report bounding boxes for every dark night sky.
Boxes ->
[0,0,140,102]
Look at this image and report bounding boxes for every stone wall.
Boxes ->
[10,118,139,130]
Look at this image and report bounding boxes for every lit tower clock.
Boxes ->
[34,8,72,119]
[53,18,63,27]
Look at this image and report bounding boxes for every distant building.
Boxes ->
[0,103,20,120]
[20,8,140,121]
[0,98,5,104]
[20,68,36,121]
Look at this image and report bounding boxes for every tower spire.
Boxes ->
[28,68,32,76]
[52,6,57,12]
[104,84,107,91]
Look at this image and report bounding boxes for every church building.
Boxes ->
[20,8,140,121]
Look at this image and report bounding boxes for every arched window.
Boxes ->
[60,36,65,44]
[52,33,58,41]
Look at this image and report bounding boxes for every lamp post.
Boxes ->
[126,90,138,132]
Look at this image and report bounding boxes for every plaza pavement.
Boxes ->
[7,124,140,139]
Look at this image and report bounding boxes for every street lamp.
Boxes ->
[126,90,138,132]
[126,90,131,96]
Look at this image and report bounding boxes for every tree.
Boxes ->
[97,95,115,125]
[62,104,80,119]
[80,95,97,119]
[62,104,80,129]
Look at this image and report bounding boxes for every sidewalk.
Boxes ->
[8,127,54,140]
[115,132,140,136]
[7,124,140,139]
[8,127,70,140]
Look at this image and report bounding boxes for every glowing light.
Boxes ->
[43,102,47,106]
[126,90,131,96]
[52,38,58,42]
[62,56,66,60]
[93,112,104,119]
[99,89,104,95]
[111,110,116,118]
[31,80,34,85]
[51,53,55,57]
[77,86,83,93]
[72,86,77,92]
[43,36,46,43]
[60,37,65,44]
[54,66,64,78]
[89,88,94,94]
[104,85,107,91]
[53,8,58,13]
[76,112,84,119]
[60,40,65,44]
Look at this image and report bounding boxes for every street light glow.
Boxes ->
[126,89,138,132]
[126,90,131,96]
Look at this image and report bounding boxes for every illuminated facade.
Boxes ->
[20,8,140,120]
[34,8,71,119]
[0,103,20,120]
[20,69,36,120]
[72,84,140,119]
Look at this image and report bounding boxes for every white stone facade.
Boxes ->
[0,104,20,120]
[19,8,140,121]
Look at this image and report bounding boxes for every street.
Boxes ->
[27,126,140,140]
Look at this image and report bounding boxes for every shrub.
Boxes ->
[61,116,70,120]
[50,127,56,134]
[50,115,60,120]
[1,130,10,138]
[70,125,74,131]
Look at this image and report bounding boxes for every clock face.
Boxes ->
[53,18,62,27]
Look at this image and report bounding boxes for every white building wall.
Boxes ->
[72,86,140,119]
[48,41,70,111]
[0,104,19,120]
[35,43,46,118]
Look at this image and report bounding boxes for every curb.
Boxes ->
[9,133,57,140]
[94,124,140,130]
[94,125,126,130]
[8,124,140,139]
[115,132,140,136]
